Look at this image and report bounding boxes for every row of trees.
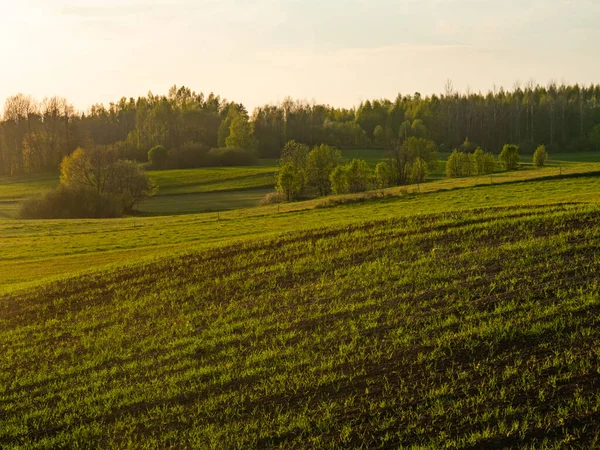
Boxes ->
[3,82,600,176]
[275,137,438,200]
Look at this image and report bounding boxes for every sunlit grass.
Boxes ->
[2,203,600,448]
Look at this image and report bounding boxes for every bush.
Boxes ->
[446,150,472,178]
[472,147,497,175]
[148,145,168,170]
[405,157,429,184]
[533,145,548,167]
[276,163,305,201]
[329,165,349,195]
[259,192,285,206]
[499,144,520,170]
[307,145,343,196]
[374,161,393,188]
[20,186,123,219]
[166,143,210,169]
[206,147,258,167]
[345,159,372,193]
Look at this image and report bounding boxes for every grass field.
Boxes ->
[3,202,600,448]
[2,164,600,292]
[3,152,600,448]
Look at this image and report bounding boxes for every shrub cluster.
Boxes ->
[20,146,156,219]
[149,143,257,170]
[446,148,497,178]
[20,186,123,219]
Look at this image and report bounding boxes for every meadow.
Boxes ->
[0,150,594,219]
[2,202,600,448]
[3,152,600,448]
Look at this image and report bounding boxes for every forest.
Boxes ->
[1,82,600,176]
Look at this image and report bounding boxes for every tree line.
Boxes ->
[2,82,600,176]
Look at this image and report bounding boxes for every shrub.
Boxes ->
[107,160,157,213]
[499,144,520,170]
[306,144,343,196]
[329,165,349,195]
[533,145,548,167]
[276,163,305,201]
[166,143,210,169]
[20,186,122,219]
[148,145,168,170]
[472,147,497,175]
[345,159,372,193]
[446,150,472,177]
[405,157,429,184]
[206,147,257,167]
[374,161,393,189]
[259,192,285,206]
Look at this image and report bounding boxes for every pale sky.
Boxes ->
[1,0,599,114]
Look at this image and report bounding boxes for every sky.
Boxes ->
[1,0,599,114]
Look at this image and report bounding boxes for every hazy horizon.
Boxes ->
[2,0,600,113]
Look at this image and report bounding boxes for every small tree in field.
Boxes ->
[148,145,168,169]
[374,161,393,188]
[345,159,372,193]
[277,163,304,201]
[499,144,520,170]
[446,150,472,177]
[406,157,429,184]
[533,145,548,167]
[306,144,342,196]
[329,165,348,194]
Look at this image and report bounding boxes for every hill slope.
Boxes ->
[2,203,600,448]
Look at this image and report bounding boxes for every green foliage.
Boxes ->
[389,137,437,185]
[345,159,372,193]
[279,140,310,170]
[499,144,520,170]
[148,145,168,170]
[447,148,497,178]
[19,185,123,219]
[533,145,548,167]
[166,142,211,169]
[446,150,470,178]
[329,164,348,195]
[277,162,304,201]
[330,159,372,194]
[473,147,497,175]
[460,138,477,153]
[206,147,258,167]
[225,111,259,153]
[374,161,393,189]
[373,125,385,147]
[306,144,343,196]
[406,156,429,183]
[410,119,427,138]
[55,146,156,215]
[589,124,600,150]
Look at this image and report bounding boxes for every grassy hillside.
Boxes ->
[2,165,600,292]
[2,203,600,448]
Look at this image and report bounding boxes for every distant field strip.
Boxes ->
[3,170,600,291]
[2,203,600,448]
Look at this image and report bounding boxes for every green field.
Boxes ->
[3,151,600,448]
[1,151,597,218]
[3,201,600,448]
